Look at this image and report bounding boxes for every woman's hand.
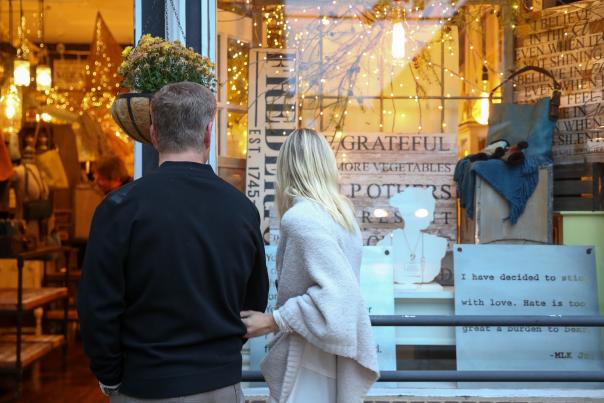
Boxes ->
[241,311,278,338]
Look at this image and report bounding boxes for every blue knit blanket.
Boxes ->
[455,156,551,224]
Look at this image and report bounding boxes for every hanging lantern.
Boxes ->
[472,66,490,125]
[3,85,21,120]
[1,83,22,135]
[36,65,52,91]
[391,5,407,62]
[13,59,31,86]
[391,22,407,60]
[472,91,490,125]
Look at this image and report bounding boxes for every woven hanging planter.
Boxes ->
[111,92,154,144]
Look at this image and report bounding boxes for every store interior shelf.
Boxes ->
[0,334,65,370]
[46,309,78,321]
[44,271,81,282]
[0,288,68,311]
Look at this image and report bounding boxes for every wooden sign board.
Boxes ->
[325,132,458,249]
[245,49,298,244]
[514,0,604,165]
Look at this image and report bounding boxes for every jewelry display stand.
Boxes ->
[379,188,448,290]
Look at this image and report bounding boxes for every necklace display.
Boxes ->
[401,229,426,284]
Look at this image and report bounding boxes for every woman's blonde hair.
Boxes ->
[276,128,356,232]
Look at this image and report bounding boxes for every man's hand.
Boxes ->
[240,311,278,338]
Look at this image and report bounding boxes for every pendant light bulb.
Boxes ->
[475,91,490,125]
[473,66,490,125]
[392,22,406,60]
[13,59,31,86]
[2,84,21,120]
[36,65,52,91]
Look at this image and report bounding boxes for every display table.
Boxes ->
[0,288,67,311]
[394,285,455,346]
[0,334,64,369]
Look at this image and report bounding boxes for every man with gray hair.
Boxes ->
[78,82,268,402]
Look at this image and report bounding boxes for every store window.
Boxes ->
[216,0,604,393]
[217,36,250,158]
[217,10,253,160]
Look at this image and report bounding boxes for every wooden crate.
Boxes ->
[460,166,553,245]
[554,163,604,212]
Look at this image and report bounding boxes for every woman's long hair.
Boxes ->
[276,128,356,232]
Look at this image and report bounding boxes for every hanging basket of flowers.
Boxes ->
[111,34,217,144]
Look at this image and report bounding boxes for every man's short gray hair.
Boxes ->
[151,82,217,153]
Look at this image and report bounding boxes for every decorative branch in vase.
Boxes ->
[111,34,217,144]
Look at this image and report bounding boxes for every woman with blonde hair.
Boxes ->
[241,128,379,403]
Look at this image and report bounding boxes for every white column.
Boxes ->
[201,0,218,169]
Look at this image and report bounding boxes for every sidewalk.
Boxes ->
[245,397,604,403]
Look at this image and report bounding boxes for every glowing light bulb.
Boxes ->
[5,104,16,120]
[36,65,52,91]
[2,85,21,120]
[473,66,490,125]
[391,22,406,60]
[473,91,490,125]
[335,125,343,140]
[13,60,31,86]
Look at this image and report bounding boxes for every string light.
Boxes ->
[245,1,515,136]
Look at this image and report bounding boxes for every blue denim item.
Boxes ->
[454,157,476,218]
[471,156,550,224]
[486,97,556,160]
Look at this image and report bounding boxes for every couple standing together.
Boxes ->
[77,82,379,403]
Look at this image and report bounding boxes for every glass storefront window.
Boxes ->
[216,12,252,159]
[227,111,248,158]
[216,0,604,393]
[227,38,250,107]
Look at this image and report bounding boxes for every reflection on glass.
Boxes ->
[227,38,249,107]
[227,111,247,158]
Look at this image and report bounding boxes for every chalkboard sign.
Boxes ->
[455,244,604,388]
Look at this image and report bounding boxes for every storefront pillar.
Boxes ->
[133,0,216,178]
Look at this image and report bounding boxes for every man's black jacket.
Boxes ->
[77,161,268,399]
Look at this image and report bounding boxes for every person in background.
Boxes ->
[94,155,131,194]
[78,82,269,402]
[241,128,379,403]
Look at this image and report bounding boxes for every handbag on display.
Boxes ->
[22,163,53,221]
[8,131,21,162]
[486,65,561,160]
[36,148,69,189]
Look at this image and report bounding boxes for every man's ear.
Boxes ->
[150,124,159,150]
[204,119,214,150]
